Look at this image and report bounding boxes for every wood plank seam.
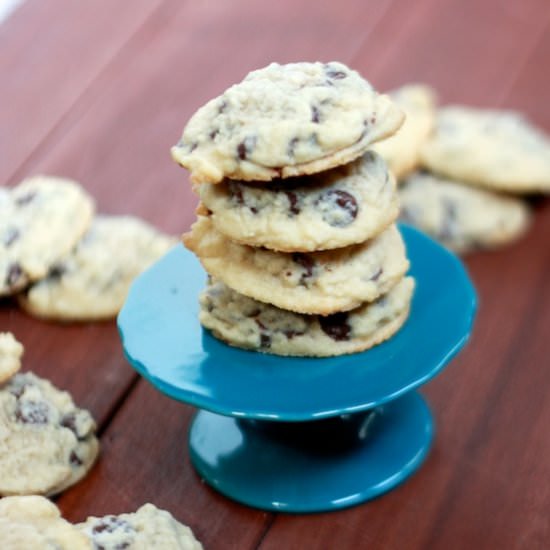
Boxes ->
[252,514,277,550]
[95,373,142,437]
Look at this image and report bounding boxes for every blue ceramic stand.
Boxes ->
[118,225,476,513]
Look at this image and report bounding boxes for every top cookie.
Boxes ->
[372,84,436,180]
[0,175,95,296]
[197,150,398,252]
[77,503,203,550]
[171,61,404,184]
[0,496,91,550]
[420,106,550,193]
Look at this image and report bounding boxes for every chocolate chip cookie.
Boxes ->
[184,216,409,315]
[197,150,399,252]
[373,84,436,180]
[399,172,531,253]
[420,106,550,193]
[19,216,175,321]
[172,61,404,184]
[0,175,95,296]
[200,277,414,357]
[0,496,91,550]
[0,371,99,496]
[0,332,23,384]
[77,504,203,550]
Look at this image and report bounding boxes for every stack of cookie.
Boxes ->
[172,61,415,357]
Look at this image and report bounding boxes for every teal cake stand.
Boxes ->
[118,225,476,513]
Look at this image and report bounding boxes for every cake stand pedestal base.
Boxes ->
[189,391,433,513]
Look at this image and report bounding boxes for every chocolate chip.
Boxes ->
[237,136,257,160]
[15,400,49,424]
[48,263,66,279]
[326,68,347,79]
[370,268,383,281]
[3,227,19,247]
[5,263,23,288]
[15,191,36,206]
[285,191,300,215]
[69,450,83,467]
[9,383,28,399]
[311,105,321,123]
[439,200,458,241]
[209,128,219,140]
[260,333,271,348]
[237,142,247,159]
[245,308,261,318]
[319,312,351,341]
[218,100,228,114]
[92,517,133,536]
[287,137,299,157]
[254,319,271,348]
[292,253,315,284]
[228,183,245,205]
[284,329,305,339]
[315,190,358,227]
[60,413,77,434]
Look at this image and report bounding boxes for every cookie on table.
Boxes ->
[184,216,409,315]
[0,371,99,496]
[197,150,399,252]
[19,216,175,321]
[420,106,550,193]
[0,332,23,384]
[0,496,91,550]
[77,503,203,550]
[399,172,531,253]
[172,61,405,184]
[0,175,95,296]
[200,277,414,357]
[373,84,436,180]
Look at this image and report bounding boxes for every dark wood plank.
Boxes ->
[259,1,550,548]
[0,0,166,185]
[353,0,550,105]
[3,0,550,548]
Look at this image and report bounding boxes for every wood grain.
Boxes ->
[0,0,165,185]
[1,0,550,548]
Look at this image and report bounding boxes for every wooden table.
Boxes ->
[2,1,550,548]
